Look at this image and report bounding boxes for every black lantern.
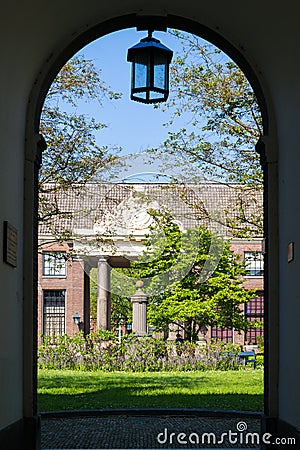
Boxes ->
[72,312,80,326]
[127,30,173,104]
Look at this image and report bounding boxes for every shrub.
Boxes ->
[38,333,250,372]
[255,354,264,368]
[256,335,264,354]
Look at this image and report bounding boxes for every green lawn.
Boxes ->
[38,369,263,412]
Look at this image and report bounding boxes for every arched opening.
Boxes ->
[24,13,276,449]
[31,15,269,134]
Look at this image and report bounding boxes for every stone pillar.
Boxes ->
[131,281,148,336]
[97,256,111,330]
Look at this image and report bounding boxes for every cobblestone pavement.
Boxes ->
[41,413,261,449]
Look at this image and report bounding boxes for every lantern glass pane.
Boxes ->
[134,91,147,101]
[134,55,148,89]
[150,91,164,101]
[154,64,165,89]
[153,55,166,90]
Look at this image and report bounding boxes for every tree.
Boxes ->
[123,210,259,342]
[38,55,122,241]
[149,30,264,238]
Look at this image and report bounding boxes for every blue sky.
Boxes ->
[75,28,186,159]
[51,28,257,183]
[70,28,240,183]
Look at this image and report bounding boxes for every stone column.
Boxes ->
[97,256,111,330]
[83,264,91,336]
[131,281,148,336]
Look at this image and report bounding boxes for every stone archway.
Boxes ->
[24,12,277,448]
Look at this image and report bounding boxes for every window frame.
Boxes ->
[244,251,264,277]
[211,326,233,343]
[245,291,264,344]
[42,251,67,277]
[42,289,66,337]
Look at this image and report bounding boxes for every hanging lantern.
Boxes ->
[127,30,173,104]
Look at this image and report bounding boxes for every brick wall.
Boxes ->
[37,239,264,345]
[230,240,264,291]
[38,243,86,340]
[204,239,264,345]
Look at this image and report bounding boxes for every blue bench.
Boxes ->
[238,351,256,368]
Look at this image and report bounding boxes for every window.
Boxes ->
[245,292,264,344]
[211,326,233,343]
[43,290,65,336]
[244,251,264,276]
[43,252,66,276]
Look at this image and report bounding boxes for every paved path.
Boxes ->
[41,411,261,449]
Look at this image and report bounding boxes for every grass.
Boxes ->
[38,369,263,412]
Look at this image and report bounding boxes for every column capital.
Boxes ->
[98,255,110,263]
[131,295,148,304]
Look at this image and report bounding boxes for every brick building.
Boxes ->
[210,238,264,345]
[38,182,264,345]
[37,243,89,338]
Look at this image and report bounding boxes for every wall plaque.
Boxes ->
[288,241,294,263]
[3,221,17,267]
